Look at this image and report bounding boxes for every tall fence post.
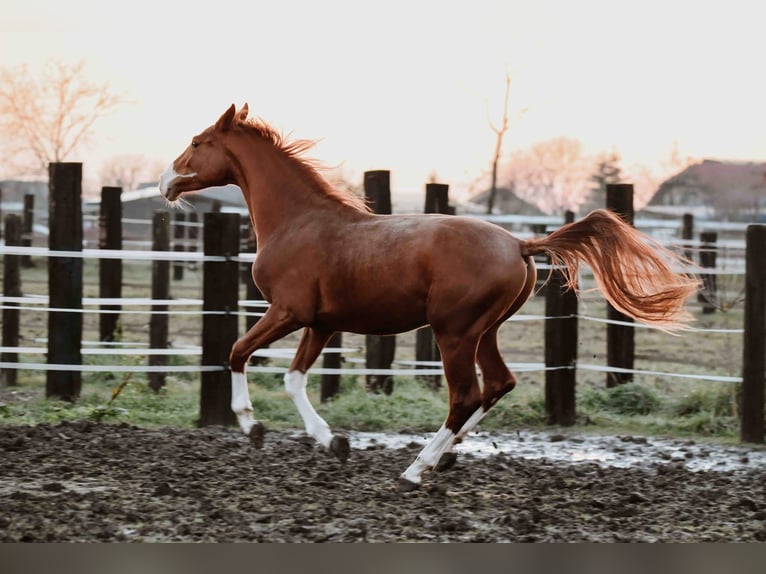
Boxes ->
[321,332,343,402]
[187,212,199,270]
[99,186,122,342]
[681,213,694,262]
[415,182,449,389]
[21,194,35,268]
[200,212,239,427]
[47,162,83,401]
[698,231,718,314]
[173,212,186,281]
[545,210,578,425]
[149,211,170,392]
[21,193,35,268]
[1,214,22,386]
[605,183,635,387]
[363,170,395,394]
[741,224,766,444]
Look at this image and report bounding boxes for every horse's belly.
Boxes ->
[316,296,427,335]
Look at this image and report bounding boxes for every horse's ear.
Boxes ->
[215,104,237,132]
[237,103,249,122]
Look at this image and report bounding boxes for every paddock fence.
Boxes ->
[1,164,764,442]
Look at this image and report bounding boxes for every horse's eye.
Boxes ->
[191,141,200,149]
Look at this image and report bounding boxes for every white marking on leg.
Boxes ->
[456,407,486,441]
[400,424,456,485]
[284,370,333,448]
[159,164,196,198]
[434,408,487,461]
[231,371,256,434]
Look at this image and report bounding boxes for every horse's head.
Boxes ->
[159,103,248,201]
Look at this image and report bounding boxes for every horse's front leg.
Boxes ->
[229,306,301,446]
[286,327,350,462]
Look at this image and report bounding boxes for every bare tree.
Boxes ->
[0,59,125,174]
[100,154,165,191]
[486,71,512,214]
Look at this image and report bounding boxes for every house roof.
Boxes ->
[650,160,766,205]
[467,187,545,215]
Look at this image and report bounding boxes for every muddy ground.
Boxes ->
[1,421,766,542]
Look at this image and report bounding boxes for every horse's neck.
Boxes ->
[230,137,328,242]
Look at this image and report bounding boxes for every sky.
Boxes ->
[2,0,765,200]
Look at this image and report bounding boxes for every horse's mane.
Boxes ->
[237,118,370,212]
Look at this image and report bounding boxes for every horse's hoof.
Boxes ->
[249,422,266,449]
[330,435,350,463]
[435,451,458,472]
[396,477,421,492]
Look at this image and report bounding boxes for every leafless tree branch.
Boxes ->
[486,70,512,214]
[0,59,126,175]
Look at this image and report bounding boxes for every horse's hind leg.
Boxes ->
[286,327,350,462]
[454,324,517,441]
[455,258,536,443]
[432,324,516,473]
[399,333,482,489]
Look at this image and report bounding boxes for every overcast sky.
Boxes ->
[3,0,765,198]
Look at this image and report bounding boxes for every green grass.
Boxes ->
[0,367,744,445]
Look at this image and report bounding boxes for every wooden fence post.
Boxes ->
[149,211,170,392]
[364,170,392,214]
[363,170,395,394]
[1,214,22,386]
[741,224,766,444]
[415,182,449,389]
[605,183,635,387]
[321,332,343,402]
[545,210,578,425]
[47,163,83,401]
[424,182,450,214]
[21,194,35,268]
[99,186,122,342]
[698,231,718,314]
[200,212,239,427]
[173,212,186,281]
[187,212,199,270]
[681,213,694,262]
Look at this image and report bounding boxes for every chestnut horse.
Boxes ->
[160,104,698,490]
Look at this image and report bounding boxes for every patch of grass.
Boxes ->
[571,381,742,440]
[0,369,747,444]
[580,383,660,416]
[673,385,738,418]
[480,392,547,428]
[671,411,738,436]
[0,377,200,428]
[317,376,446,433]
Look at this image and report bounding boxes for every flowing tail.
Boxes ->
[521,209,699,331]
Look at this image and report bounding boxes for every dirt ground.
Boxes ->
[1,421,766,542]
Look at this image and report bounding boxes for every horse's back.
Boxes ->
[254,211,531,333]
